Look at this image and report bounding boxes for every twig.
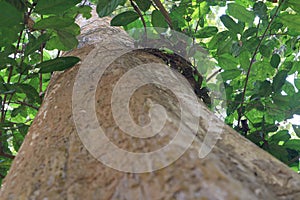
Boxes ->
[15,101,39,110]
[151,0,173,29]
[130,0,147,34]
[238,0,285,127]
[207,68,222,82]
[287,155,300,165]
[39,43,44,96]
[0,152,15,160]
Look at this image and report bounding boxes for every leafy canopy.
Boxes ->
[0,0,300,185]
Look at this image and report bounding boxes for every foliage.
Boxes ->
[0,0,299,185]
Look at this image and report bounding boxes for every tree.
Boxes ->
[0,0,300,199]
[0,10,300,199]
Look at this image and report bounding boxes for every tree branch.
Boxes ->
[151,0,173,29]
[238,0,286,127]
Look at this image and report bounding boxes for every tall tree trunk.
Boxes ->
[1,12,300,200]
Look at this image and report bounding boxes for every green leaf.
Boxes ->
[37,57,80,73]
[258,80,272,97]
[239,51,250,70]
[284,139,300,151]
[279,14,300,33]
[282,81,295,96]
[151,10,168,28]
[13,131,24,152]
[0,1,23,27]
[208,31,230,50]
[251,61,275,81]
[135,0,151,12]
[24,34,50,56]
[272,93,291,109]
[221,69,242,80]
[0,56,17,68]
[194,26,218,38]
[272,70,288,92]
[34,0,81,15]
[5,0,26,12]
[34,16,74,30]
[59,22,81,36]
[295,78,300,90]
[243,37,260,53]
[259,44,271,58]
[293,125,300,138]
[287,0,300,12]
[270,54,280,68]
[56,30,78,50]
[266,144,289,163]
[170,6,187,29]
[45,22,80,51]
[96,0,126,17]
[45,36,62,51]
[220,15,243,34]
[74,5,92,19]
[227,3,255,23]
[289,61,300,75]
[253,1,267,19]
[0,27,20,47]
[13,83,41,104]
[11,106,24,118]
[111,11,139,26]
[218,53,239,70]
[242,27,258,39]
[269,130,290,144]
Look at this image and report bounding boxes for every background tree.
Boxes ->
[0,0,299,188]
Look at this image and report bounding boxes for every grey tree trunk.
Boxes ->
[1,12,300,200]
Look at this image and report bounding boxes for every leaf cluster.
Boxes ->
[0,0,300,186]
[103,0,300,173]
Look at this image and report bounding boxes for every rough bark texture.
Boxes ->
[1,11,300,200]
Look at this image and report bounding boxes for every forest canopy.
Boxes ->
[0,0,299,185]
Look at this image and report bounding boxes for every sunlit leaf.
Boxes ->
[227,3,255,23]
[218,53,239,70]
[208,31,230,50]
[279,14,300,33]
[286,0,300,12]
[282,81,295,96]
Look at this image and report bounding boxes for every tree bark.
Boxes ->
[1,12,300,200]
